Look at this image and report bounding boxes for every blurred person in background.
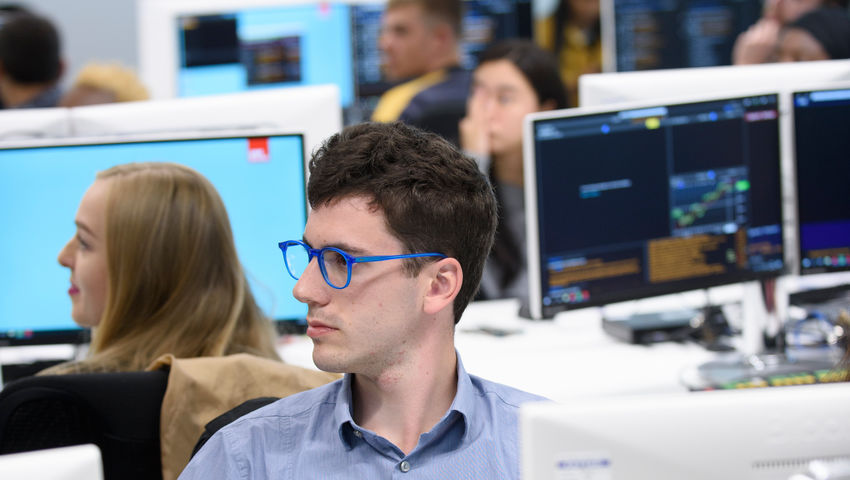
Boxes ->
[777,6,850,61]
[460,39,567,300]
[60,62,149,107]
[535,0,601,107]
[372,0,470,144]
[733,0,848,64]
[0,10,63,109]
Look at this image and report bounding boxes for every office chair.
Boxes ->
[0,369,169,480]
[191,396,279,458]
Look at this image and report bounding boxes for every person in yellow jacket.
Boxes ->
[371,0,470,145]
[535,0,602,107]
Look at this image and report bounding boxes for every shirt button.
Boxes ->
[399,461,411,473]
[353,430,362,438]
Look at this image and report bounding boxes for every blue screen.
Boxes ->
[0,134,307,344]
[177,4,353,106]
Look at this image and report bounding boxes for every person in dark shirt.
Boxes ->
[371,0,470,145]
[0,11,63,109]
[732,0,848,64]
[777,6,850,61]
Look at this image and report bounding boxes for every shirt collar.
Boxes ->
[333,351,474,450]
[333,373,357,449]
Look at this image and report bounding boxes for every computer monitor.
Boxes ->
[520,382,850,480]
[137,0,349,99]
[175,3,354,105]
[578,59,850,107]
[0,108,71,142]
[793,85,850,276]
[524,92,785,319]
[138,0,532,123]
[0,130,307,346]
[67,85,341,160]
[599,0,762,72]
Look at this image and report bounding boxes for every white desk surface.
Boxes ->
[277,298,719,403]
[278,273,850,402]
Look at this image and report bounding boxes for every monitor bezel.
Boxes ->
[0,128,308,346]
[523,89,789,319]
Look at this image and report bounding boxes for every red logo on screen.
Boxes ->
[319,2,331,16]
[248,137,270,163]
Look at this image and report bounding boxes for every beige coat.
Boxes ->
[148,353,340,480]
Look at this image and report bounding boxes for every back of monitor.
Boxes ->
[68,84,341,158]
[0,108,71,142]
[579,59,850,107]
[0,444,103,480]
[521,383,850,480]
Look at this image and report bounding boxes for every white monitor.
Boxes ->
[67,85,341,160]
[579,59,850,108]
[0,108,71,142]
[0,444,103,480]
[521,382,850,480]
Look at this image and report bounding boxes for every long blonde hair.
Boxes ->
[69,162,279,372]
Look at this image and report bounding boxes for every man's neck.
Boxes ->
[351,337,458,455]
[425,49,461,76]
[0,79,56,108]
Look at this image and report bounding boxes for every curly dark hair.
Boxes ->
[307,121,498,323]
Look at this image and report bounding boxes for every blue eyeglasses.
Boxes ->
[279,240,447,289]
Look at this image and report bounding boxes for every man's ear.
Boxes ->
[430,21,454,51]
[423,258,462,316]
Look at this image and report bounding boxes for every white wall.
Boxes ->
[16,0,139,88]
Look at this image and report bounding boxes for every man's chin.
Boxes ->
[312,350,346,374]
[382,66,414,83]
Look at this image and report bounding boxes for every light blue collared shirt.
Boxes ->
[179,353,547,479]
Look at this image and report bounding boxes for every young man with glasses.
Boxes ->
[180,121,546,479]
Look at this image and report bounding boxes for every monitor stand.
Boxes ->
[682,278,844,390]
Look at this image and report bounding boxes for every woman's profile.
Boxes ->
[41,162,280,375]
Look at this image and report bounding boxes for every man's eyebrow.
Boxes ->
[302,236,369,256]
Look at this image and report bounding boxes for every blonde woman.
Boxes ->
[59,62,149,107]
[40,162,280,375]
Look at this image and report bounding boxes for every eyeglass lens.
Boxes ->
[285,243,350,288]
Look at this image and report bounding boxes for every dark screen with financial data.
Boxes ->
[794,87,850,275]
[530,94,784,316]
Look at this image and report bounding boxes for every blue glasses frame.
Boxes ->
[278,240,447,289]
